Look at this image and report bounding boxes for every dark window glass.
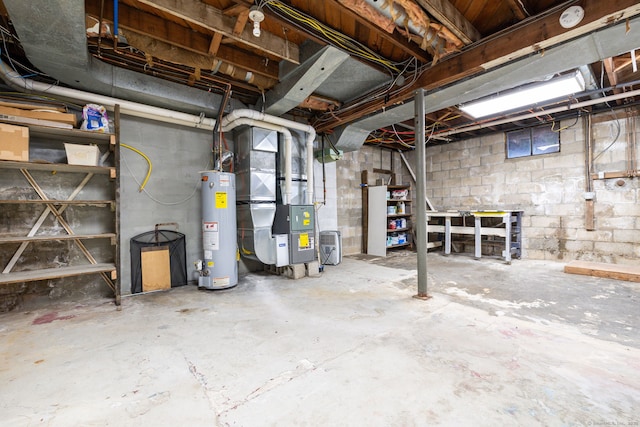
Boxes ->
[507,125,560,158]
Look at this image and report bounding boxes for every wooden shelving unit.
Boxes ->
[0,109,121,305]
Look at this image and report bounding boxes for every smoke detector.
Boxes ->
[249,6,265,37]
[559,5,585,29]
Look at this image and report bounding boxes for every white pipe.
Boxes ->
[221,109,316,205]
[0,61,217,130]
[221,117,293,204]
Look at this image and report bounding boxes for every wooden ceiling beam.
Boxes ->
[504,0,528,20]
[316,0,640,132]
[603,56,624,104]
[233,9,250,36]
[415,0,481,44]
[223,3,249,16]
[137,0,300,64]
[208,32,223,56]
[325,0,432,64]
[85,1,279,80]
[603,57,619,87]
[119,30,278,89]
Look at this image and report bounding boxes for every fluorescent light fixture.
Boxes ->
[459,71,586,118]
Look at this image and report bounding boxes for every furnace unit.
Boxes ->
[273,204,316,264]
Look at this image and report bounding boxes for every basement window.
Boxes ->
[506,124,560,158]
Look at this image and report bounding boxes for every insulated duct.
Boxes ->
[3,0,243,118]
[362,0,463,54]
[0,61,217,129]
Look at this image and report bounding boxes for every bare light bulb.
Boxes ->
[248,6,265,38]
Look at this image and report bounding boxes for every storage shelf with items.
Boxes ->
[367,184,412,256]
[0,109,120,306]
[385,185,411,249]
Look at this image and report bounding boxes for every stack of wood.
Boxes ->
[0,99,77,129]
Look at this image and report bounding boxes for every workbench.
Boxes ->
[426,210,523,263]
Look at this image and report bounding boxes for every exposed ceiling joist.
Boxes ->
[603,56,625,105]
[327,0,432,63]
[223,2,249,16]
[316,0,640,131]
[505,0,529,20]
[137,0,300,64]
[232,9,250,36]
[415,0,481,44]
[208,32,223,56]
[85,1,279,80]
[120,29,277,89]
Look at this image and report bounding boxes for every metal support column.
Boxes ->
[414,88,430,300]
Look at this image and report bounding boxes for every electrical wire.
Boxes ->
[551,114,580,132]
[121,146,210,206]
[0,26,48,78]
[592,110,622,162]
[261,0,404,73]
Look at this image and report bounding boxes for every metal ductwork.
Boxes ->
[332,13,640,152]
[222,110,317,266]
[3,0,244,117]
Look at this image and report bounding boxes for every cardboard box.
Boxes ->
[0,123,29,161]
[64,143,100,166]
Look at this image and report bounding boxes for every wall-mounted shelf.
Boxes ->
[0,199,114,207]
[0,159,115,176]
[0,263,117,285]
[0,233,116,244]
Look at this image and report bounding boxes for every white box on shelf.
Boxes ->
[64,143,100,166]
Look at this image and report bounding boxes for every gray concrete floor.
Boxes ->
[1,252,639,426]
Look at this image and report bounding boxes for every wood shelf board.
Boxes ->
[0,159,114,174]
[387,227,410,232]
[0,233,116,244]
[24,123,114,144]
[0,263,116,285]
[0,200,114,206]
[564,260,640,283]
[387,213,411,218]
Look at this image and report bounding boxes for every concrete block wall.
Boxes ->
[337,146,409,255]
[412,113,640,264]
[120,116,212,293]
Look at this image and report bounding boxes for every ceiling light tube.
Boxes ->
[459,70,586,118]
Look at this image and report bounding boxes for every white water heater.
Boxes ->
[198,171,238,289]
